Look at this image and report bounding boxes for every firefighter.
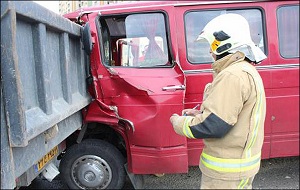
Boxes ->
[170,13,267,189]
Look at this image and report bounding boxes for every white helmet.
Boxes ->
[196,13,266,64]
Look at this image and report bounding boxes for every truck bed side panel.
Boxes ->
[1,1,91,188]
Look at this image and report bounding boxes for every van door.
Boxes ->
[268,3,299,158]
[88,12,188,174]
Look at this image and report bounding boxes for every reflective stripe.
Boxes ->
[238,179,245,189]
[201,152,261,173]
[245,68,264,158]
[238,178,249,189]
[183,117,195,139]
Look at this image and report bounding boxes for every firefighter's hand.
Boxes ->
[170,114,185,136]
[182,109,201,116]
[170,113,179,124]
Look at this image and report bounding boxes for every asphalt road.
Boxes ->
[21,156,299,189]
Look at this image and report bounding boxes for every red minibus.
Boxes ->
[61,1,299,189]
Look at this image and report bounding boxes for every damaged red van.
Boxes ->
[61,1,299,189]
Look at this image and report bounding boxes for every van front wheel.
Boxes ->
[59,139,126,189]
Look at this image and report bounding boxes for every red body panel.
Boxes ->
[64,0,299,174]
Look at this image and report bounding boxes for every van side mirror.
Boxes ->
[82,23,93,55]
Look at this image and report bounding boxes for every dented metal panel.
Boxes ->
[1,1,90,189]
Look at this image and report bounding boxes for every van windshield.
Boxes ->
[99,13,170,67]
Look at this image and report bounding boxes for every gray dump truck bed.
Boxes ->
[1,1,90,188]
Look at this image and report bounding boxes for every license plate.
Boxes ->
[35,146,59,172]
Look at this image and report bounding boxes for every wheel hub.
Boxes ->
[71,155,112,189]
[84,171,97,181]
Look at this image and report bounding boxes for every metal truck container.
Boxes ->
[1,1,90,189]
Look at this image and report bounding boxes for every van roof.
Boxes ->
[63,0,281,21]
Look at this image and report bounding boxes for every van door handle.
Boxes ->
[162,85,186,91]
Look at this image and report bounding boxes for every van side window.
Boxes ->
[99,13,170,67]
[185,9,265,64]
[277,5,299,58]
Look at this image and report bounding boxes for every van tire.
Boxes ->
[59,139,126,189]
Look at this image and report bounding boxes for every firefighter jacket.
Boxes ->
[170,51,266,180]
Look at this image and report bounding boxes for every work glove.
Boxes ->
[170,114,185,136]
